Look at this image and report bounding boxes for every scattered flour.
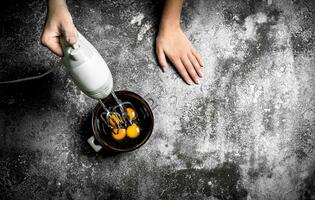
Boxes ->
[244,12,268,40]
[131,13,144,26]
[137,22,152,41]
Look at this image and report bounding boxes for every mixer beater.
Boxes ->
[98,91,139,138]
[98,92,129,128]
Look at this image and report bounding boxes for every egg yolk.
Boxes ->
[127,123,140,139]
[108,114,120,127]
[126,107,136,120]
[112,128,126,141]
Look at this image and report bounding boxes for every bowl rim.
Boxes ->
[91,90,154,152]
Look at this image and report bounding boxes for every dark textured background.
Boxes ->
[0,0,315,199]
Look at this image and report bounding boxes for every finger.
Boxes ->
[188,53,203,77]
[41,33,63,57]
[156,47,168,72]
[47,41,63,57]
[181,56,200,84]
[172,58,193,85]
[192,48,204,67]
[62,22,77,45]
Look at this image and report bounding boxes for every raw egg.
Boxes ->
[112,128,126,141]
[108,113,120,127]
[126,123,140,139]
[126,107,136,120]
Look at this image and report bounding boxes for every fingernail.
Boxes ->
[195,79,199,84]
[187,80,193,85]
[200,71,204,77]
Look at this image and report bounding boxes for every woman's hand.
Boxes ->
[156,27,204,85]
[41,0,77,56]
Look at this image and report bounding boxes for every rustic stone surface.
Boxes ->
[0,0,314,199]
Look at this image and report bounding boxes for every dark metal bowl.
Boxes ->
[90,90,154,153]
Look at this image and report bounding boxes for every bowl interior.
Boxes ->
[92,91,154,152]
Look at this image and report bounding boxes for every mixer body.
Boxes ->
[61,32,113,99]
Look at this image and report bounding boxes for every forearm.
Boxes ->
[47,0,68,14]
[160,0,183,31]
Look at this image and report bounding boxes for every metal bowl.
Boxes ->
[88,90,154,153]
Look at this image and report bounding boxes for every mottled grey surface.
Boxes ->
[0,0,315,199]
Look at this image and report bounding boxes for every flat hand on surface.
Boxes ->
[156,27,204,85]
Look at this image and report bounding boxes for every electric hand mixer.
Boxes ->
[61,32,132,129]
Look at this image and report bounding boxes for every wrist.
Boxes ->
[159,20,181,33]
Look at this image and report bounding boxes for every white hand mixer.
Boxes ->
[61,32,132,128]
